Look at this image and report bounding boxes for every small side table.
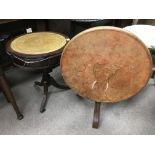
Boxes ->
[7,32,70,113]
[61,26,152,129]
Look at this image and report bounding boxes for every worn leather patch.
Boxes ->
[61,26,152,102]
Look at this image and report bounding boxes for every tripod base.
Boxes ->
[34,69,69,113]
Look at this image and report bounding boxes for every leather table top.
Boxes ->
[61,26,153,102]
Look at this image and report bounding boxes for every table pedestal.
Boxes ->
[34,68,69,113]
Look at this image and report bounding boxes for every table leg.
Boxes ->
[40,81,48,113]
[2,88,11,103]
[92,102,101,129]
[0,74,23,120]
[34,69,69,113]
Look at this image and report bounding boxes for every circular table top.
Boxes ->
[9,32,67,57]
[124,25,155,49]
[61,26,153,103]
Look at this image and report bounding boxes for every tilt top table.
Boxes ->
[61,26,153,128]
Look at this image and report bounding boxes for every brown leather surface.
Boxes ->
[61,26,153,102]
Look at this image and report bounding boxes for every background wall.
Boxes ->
[137,19,155,25]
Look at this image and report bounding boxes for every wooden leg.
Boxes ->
[34,69,69,113]
[2,88,11,103]
[0,74,23,120]
[34,75,44,87]
[40,81,48,113]
[92,102,101,129]
[0,80,10,103]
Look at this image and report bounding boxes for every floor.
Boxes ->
[0,67,155,135]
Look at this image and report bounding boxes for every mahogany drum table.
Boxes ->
[61,26,153,128]
[7,32,70,113]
